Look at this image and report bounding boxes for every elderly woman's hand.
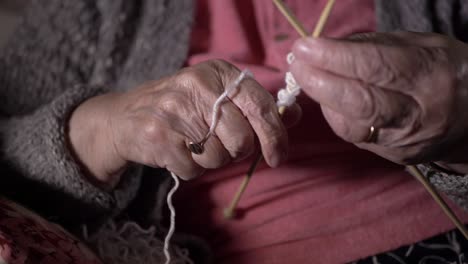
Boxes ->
[290,32,468,173]
[69,60,288,188]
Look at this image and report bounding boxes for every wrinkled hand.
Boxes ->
[70,60,290,187]
[290,32,468,172]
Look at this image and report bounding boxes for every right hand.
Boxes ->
[69,60,291,188]
[289,32,468,173]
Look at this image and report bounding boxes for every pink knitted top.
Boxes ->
[175,0,468,263]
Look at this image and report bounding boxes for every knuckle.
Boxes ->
[211,59,236,71]
[365,46,399,85]
[175,67,208,89]
[242,92,276,118]
[158,93,188,114]
[141,121,160,142]
[208,59,240,78]
[349,84,375,119]
[215,61,245,88]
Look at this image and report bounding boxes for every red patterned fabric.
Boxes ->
[0,198,102,264]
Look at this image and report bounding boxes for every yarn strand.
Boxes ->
[206,69,253,138]
[164,172,180,264]
[163,70,252,263]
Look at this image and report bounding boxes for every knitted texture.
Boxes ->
[417,164,468,211]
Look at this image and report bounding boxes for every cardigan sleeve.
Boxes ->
[0,0,192,228]
[0,84,142,227]
[375,0,468,210]
[375,0,468,42]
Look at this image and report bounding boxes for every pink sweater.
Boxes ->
[175,0,468,263]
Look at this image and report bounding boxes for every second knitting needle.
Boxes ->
[223,0,336,219]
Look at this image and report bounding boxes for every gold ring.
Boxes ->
[365,126,378,143]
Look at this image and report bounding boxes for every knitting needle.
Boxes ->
[223,107,287,219]
[272,0,308,38]
[270,0,468,240]
[223,0,335,219]
[311,0,336,38]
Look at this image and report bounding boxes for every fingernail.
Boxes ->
[294,37,315,50]
[269,153,281,168]
[269,149,288,168]
[293,38,328,57]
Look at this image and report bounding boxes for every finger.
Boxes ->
[165,140,205,180]
[322,105,417,146]
[290,61,375,120]
[291,37,409,87]
[228,77,288,167]
[321,105,371,143]
[291,61,418,128]
[191,134,232,169]
[321,106,410,147]
[212,102,256,162]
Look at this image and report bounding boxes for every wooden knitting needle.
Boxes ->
[223,0,336,219]
[226,0,468,241]
[272,0,308,38]
[223,106,288,219]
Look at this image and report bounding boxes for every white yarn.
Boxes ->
[286,52,295,64]
[276,53,301,108]
[163,69,252,264]
[164,172,180,264]
[207,69,253,137]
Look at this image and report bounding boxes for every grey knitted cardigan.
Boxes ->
[1,0,468,258]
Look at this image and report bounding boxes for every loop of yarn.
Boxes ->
[207,69,253,138]
[276,53,301,107]
[286,52,295,65]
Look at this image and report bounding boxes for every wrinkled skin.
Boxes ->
[69,60,300,187]
[290,32,468,173]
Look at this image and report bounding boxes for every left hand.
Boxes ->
[290,32,468,173]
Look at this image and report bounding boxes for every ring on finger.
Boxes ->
[365,126,379,143]
[188,133,211,155]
